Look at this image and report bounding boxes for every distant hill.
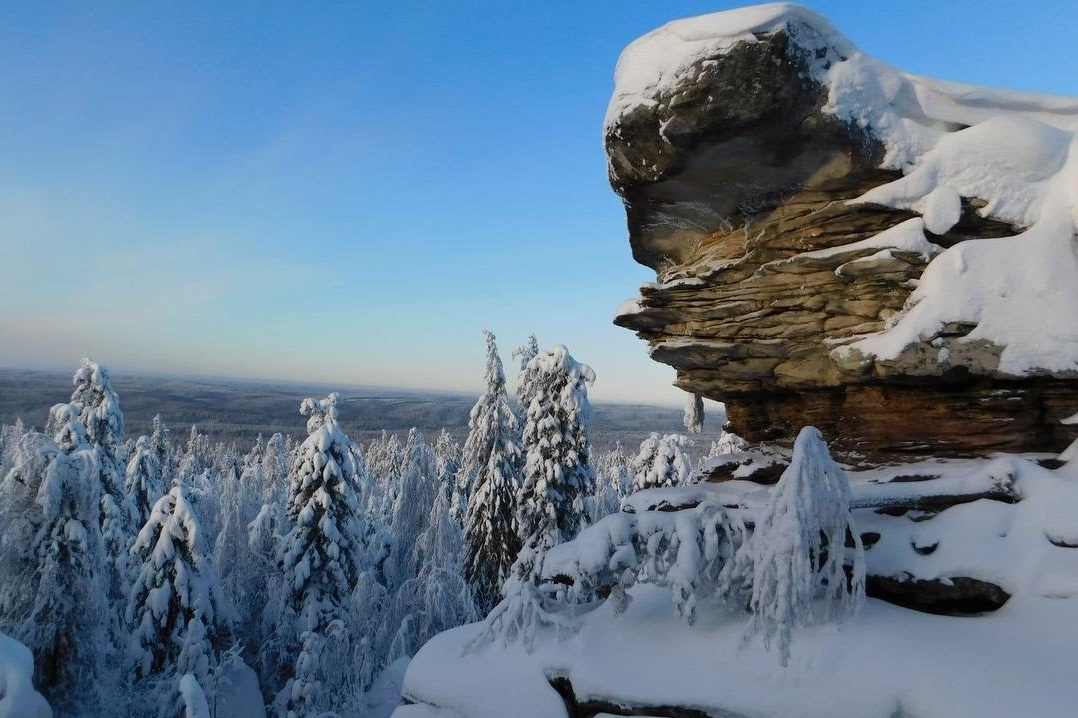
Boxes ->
[0,368,713,453]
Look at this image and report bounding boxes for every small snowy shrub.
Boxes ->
[631,433,693,491]
[732,426,865,666]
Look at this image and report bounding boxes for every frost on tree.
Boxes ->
[382,478,477,664]
[125,434,166,525]
[60,359,136,597]
[592,444,632,520]
[384,428,437,592]
[631,433,693,491]
[213,463,263,651]
[462,331,524,611]
[276,393,365,718]
[683,392,704,434]
[127,484,233,684]
[512,334,540,412]
[707,429,747,458]
[1,404,114,715]
[516,344,597,575]
[433,429,464,522]
[0,431,54,625]
[731,426,865,666]
[473,345,597,650]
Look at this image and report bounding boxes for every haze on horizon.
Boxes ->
[2,0,1076,406]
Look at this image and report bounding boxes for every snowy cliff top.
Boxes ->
[400,454,1078,718]
[607,2,1078,378]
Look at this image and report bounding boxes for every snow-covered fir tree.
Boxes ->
[213,463,262,653]
[707,428,747,458]
[0,417,24,478]
[591,443,632,520]
[433,428,464,522]
[0,431,52,625]
[727,426,865,666]
[62,359,137,597]
[3,404,116,716]
[149,414,175,486]
[177,425,209,486]
[125,434,166,525]
[383,483,476,663]
[276,393,365,717]
[384,428,437,592]
[461,331,525,611]
[261,432,292,506]
[512,334,540,414]
[127,483,233,685]
[515,345,596,578]
[246,497,290,694]
[631,433,693,491]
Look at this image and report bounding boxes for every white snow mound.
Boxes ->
[0,632,51,718]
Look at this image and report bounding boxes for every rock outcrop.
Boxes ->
[607,6,1078,460]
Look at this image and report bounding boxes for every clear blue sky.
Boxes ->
[2,1,1076,405]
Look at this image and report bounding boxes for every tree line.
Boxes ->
[0,334,721,717]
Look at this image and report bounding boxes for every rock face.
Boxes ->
[606,11,1078,460]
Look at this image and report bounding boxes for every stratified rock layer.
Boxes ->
[607,19,1078,460]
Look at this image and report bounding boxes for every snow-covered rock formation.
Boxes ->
[609,2,1078,460]
[395,6,1078,716]
[397,431,1078,717]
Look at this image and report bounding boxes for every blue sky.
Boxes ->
[2,1,1076,405]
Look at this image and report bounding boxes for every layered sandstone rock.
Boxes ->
[606,8,1078,459]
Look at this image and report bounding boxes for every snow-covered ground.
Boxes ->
[398,451,1078,718]
[401,584,1078,718]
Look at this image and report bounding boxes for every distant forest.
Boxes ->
[0,368,694,452]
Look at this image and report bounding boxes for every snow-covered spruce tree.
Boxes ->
[246,497,290,696]
[729,426,865,666]
[707,428,747,458]
[261,432,291,506]
[349,568,388,695]
[683,392,704,435]
[7,404,115,715]
[591,443,631,520]
[213,462,263,657]
[383,477,477,664]
[62,358,136,597]
[461,332,514,490]
[515,345,597,574]
[461,331,525,611]
[176,425,209,486]
[0,417,25,477]
[127,483,233,685]
[365,430,405,535]
[469,346,598,651]
[434,429,464,522]
[0,431,53,629]
[276,393,365,718]
[631,433,693,491]
[512,334,540,414]
[150,414,175,486]
[384,428,438,592]
[125,434,166,526]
